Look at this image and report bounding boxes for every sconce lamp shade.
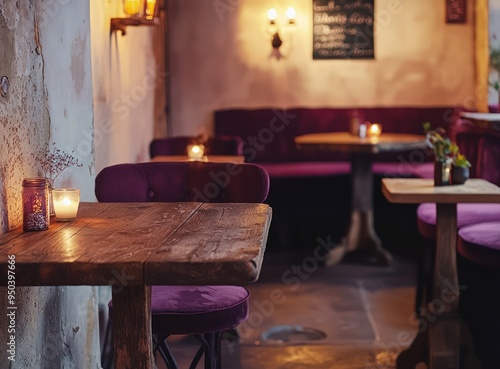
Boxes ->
[268,8,277,24]
[111,0,159,36]
[145,0,157,20]
[286,7,296,23]
[123,0,141,16]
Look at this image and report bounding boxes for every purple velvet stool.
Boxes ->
[458,221,500,268]
[96,162,270,369]
[417,203,500,241]
[149,135,243,159]
[457,222,500,368]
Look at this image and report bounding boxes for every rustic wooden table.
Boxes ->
[151,155,246,163]
[382,178,500,369]
[295,132,427,266]
[0,202,272,369]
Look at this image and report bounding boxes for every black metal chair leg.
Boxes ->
[154,335,179,369]
[101,321,113,369]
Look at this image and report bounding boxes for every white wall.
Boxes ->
[0,1,100,368]
[168,0,475,136]
[90,0,157,174]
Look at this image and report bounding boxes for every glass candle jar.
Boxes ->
[52,188,80,221]
[22,178,50,232]
[187,144,205,161]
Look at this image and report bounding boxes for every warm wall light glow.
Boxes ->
[286,7,296,23]
[268,8,277,23]
[123,0,141,16]
[145,0,157,20]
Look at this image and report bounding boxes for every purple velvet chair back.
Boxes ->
[149,136,244,158]
[95,162,269,203]
[455,124,500,185]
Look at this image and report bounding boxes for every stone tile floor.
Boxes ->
[156,252,429,369]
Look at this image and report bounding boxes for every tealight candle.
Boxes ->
[52,189,80,221]
[369,123,382,137]
[187,144,205,161]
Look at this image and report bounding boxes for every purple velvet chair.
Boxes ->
[149,136,243,159]
[95,162,270,369]
[457,222,500,368]
[415,125,500,313]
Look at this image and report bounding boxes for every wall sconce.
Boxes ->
[110,0,159,36]
[267,7,296,60]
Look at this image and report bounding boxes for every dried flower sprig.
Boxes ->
[32,142,83,187]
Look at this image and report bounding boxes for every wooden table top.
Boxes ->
[151,155,246,163]
[295,132,427,154]
[382,178,500,204]
[0,202,272,287]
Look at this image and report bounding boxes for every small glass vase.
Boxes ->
[451,166,469,185]
[434,160,452,186]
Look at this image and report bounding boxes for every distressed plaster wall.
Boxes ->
[168,0,475,136]
[90,0,157,174]
[0,2,100,368]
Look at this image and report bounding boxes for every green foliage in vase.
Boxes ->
[453,153,471,168]
[426,127,471,168]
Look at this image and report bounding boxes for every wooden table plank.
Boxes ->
[69,202,200,285]
[382,178,500,204]
[146,203,272,285]
[0,203,201,286]
[295,132,427,154]
[0,203,114,285]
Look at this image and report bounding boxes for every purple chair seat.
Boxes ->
[109,286,250,335]
[417,203,500,240]
[458,222,500,267]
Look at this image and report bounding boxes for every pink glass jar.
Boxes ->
[22,177,49,232]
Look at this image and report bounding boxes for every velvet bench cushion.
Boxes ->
[458,222,500,268]
[109,286,250,335]
[214,107,457,164]
[417,203,500,240]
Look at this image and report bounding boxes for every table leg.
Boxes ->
[327,153,392,266]
[396,203,460,369]
[112,285,156,369]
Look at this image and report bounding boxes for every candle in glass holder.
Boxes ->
[187,144,205,160]
[369,123,382,137]
[22,178,50,232]
[52,189,80,221]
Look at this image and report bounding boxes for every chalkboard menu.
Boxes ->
[312,0,375,60]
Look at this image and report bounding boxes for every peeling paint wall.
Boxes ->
[0,1,100,368]
[90,0,157,174]
[168,0,476,136]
